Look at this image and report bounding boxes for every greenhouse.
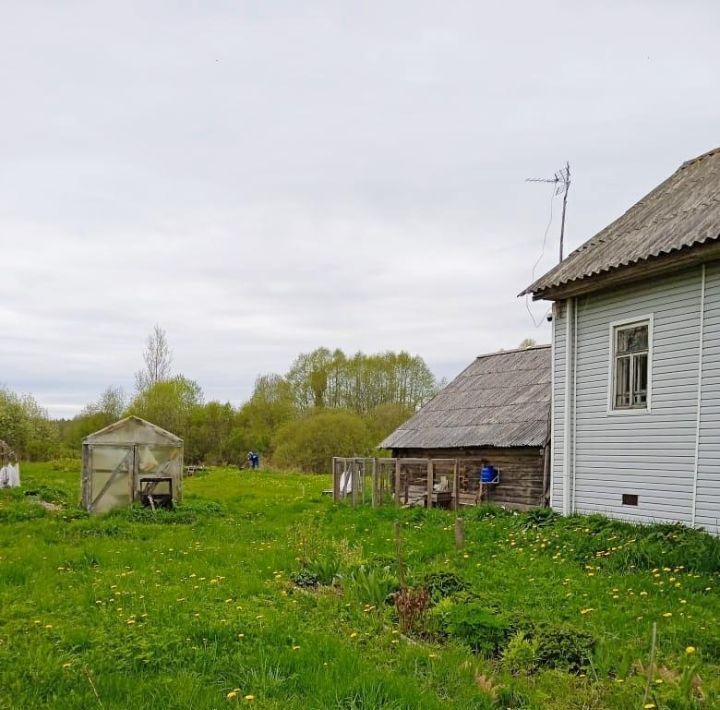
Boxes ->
[81,416,183,513]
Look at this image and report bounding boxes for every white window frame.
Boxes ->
[607,314,653,415]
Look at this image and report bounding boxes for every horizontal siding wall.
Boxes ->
[551,302,566,512]
[571,267,703,525]
[696,262,720,534]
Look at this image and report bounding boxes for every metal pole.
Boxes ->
[559,162,571,262]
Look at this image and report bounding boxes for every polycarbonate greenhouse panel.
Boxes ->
[90,445,133,513]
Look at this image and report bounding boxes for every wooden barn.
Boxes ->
[380,346,551,510]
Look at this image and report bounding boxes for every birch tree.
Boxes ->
[135,324,173,391]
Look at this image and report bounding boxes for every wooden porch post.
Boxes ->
[426,459,434,508]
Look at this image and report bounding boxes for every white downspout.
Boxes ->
[691,264,706,527]
[572,296,578,515]
[563,297,575,516]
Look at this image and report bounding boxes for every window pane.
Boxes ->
[615,356,631,407]
[633,354,648,405]
[617,325,648,354]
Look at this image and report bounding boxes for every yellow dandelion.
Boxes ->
[227,691,238,700]
[292,645,301,651]
[350,632,358,639]
[644,704,656,709]
[62,662,72,669]
[662,612,672,618]
[580,608,594,615]
[244,695,255,702]
[686,646,696,654]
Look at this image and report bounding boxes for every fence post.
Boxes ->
[452,460,458,510]
[332,457,339,502]
[351,460,358,508]
[371,458,378,507]
[455,517,465,549]
[426,459,434,509]
[395,459,401,505]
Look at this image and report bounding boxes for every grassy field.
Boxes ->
[0,464,719,709]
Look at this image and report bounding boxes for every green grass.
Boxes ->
[0,464,719,708]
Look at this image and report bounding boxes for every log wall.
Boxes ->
[392,446,547,510]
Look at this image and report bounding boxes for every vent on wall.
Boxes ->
[622,494,639,506]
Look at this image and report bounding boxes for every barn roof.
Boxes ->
[84,416,182,445]
[380,345,551,450]
[522,147,720,298]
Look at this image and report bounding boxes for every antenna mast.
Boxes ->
[527,162,571,262]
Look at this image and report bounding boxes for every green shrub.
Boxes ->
[502,631,540,676]
[532,625,595,674]
[422,571,469,603]
[272,410,372,473]
[432,600,513,657]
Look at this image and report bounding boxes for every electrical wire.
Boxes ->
[525,183,556,327]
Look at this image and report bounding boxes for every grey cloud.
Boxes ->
[1,1,719,417]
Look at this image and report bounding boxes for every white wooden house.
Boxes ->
[523,147,720,531]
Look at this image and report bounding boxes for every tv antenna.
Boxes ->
[527,162,571,261]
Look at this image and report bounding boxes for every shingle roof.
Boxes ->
[380,345,551,450]
[522,147,720,297]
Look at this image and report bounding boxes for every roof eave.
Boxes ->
[522,239,720,302]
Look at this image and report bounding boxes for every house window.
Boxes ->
[612,321,650,410]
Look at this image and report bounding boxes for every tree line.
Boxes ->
[1,327,442,472]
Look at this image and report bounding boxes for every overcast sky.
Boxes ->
[1,1,719,418]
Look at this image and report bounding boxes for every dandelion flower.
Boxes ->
[580,608,594,615]
[244,695,255,702]
[292,645,301,651]
[686,646,696,654]
[226,691,238,700]
[662,612,672,618]
[644,704,656,709]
